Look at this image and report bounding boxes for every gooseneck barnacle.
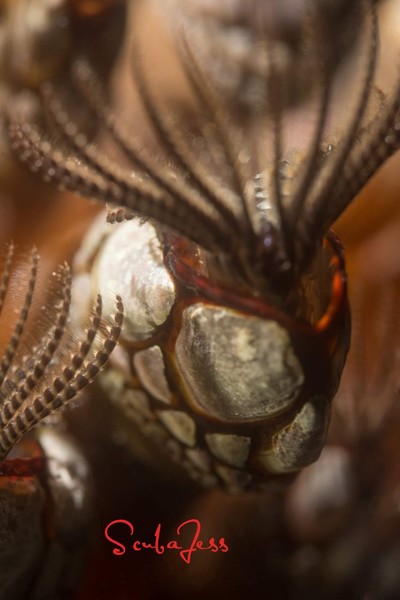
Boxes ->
[2,0,400,490]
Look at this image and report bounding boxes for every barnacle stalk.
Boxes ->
[0,244,123,461]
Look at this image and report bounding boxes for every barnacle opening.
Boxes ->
[163,229,346,333]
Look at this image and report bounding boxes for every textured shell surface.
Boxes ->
[78,210,347,490]
[93,218,175,341]
[174,305,305,420]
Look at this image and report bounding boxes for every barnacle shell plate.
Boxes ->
[175,304,304,420]
[92,218,176,341]
[257,395,330,473]
[77,213,342,485]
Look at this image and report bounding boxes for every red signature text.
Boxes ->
[104,518,229,564]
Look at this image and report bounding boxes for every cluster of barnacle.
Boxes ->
[0,243,123,598]
[0,0,400,599]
